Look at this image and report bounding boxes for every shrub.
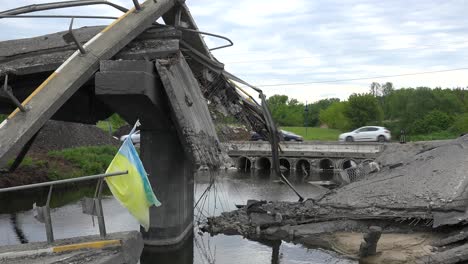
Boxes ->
[345,93,383,128]
[319,102,350,130]
[449,113,468,134]
[411,110,453,134]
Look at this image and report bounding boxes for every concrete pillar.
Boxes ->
[140,232,194,264]
[140,128,194,246]
[290,159,297,171]
[96,60,196,246]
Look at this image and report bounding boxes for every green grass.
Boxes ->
[96,121,115,134]
[96,114,127,134]
[7,157,47,168]
[281,127,342,141]
[49,145,119,176]
[6,146,119,182]
[408,131,460,141]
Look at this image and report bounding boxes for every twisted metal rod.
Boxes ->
[0,0,128,16]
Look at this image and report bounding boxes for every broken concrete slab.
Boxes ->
[0,231,143,264]
[156,53,222,168]
[0,26,180,77]
[250,213,278,228]
[417,244,468,264]
[319,135,468,211]
[202,136,468,263]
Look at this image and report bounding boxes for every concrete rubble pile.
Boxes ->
[202,135,468,263]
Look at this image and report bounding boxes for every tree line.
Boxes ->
[266,83,468,137]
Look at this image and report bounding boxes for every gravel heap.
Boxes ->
[216,124,250,142]
[30,120,119,153]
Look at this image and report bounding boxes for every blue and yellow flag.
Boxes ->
[105,131,161,231]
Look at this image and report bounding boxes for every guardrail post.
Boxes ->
[96,178,106,238]
[2,171,127,243]
[44,185,54,243]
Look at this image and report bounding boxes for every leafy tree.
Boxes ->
[304,98,340,127]
[266,95,304,126]
[412,110,453,134]
[319,102,350,130]
[403,87,437,126]
[432,88,464,114]
[369,82,381,96]
[285,98,305,126]
[345,93,383,128]
[266,94,290,126]
[450,113,468,134]
[381,82,394,96]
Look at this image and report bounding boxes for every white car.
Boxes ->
[120,130,140,144]
[338,126,391,142]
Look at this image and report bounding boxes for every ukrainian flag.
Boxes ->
[105,133,161,231]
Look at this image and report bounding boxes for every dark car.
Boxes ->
[250,130,303,142]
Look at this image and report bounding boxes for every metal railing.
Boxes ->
[0,171,128,244]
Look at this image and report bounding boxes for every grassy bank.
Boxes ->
[49,145,118,177]
[0,145,118,210]
[281,127,342,141]
[10,145,118,183]
[408,131,460,141]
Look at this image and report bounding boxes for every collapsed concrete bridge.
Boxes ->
[0,0,273,246]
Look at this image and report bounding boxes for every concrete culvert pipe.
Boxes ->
[279,158,291,171]
[237,156,252,172]
[319,158,335,170]
[256,157,271,170]
[295,159,311,176]
[342,159,357,170]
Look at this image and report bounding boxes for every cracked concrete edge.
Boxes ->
[0,231,143,264]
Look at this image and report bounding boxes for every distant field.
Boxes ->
[281,127,342,141]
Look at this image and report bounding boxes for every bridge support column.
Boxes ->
[140,129,194,246]
[96,60,196,246]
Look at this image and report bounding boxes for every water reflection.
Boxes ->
[141,233,194,264]
[10,214,28,244]
[141,231,355,264]
[0,170,354,264]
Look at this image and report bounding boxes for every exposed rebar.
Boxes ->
[2,74,26,112]
[0,0,128,16]
[66,18,87,54]
[0,15,118,19]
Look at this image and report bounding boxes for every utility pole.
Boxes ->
[304,101,309,137]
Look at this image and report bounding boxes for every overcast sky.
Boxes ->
[1,0,468,103]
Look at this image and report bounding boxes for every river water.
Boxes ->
[0,170,356,264]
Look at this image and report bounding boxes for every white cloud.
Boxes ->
[1,0,467,103]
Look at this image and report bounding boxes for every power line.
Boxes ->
[217,40,468,64]
[255,67,468,87]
